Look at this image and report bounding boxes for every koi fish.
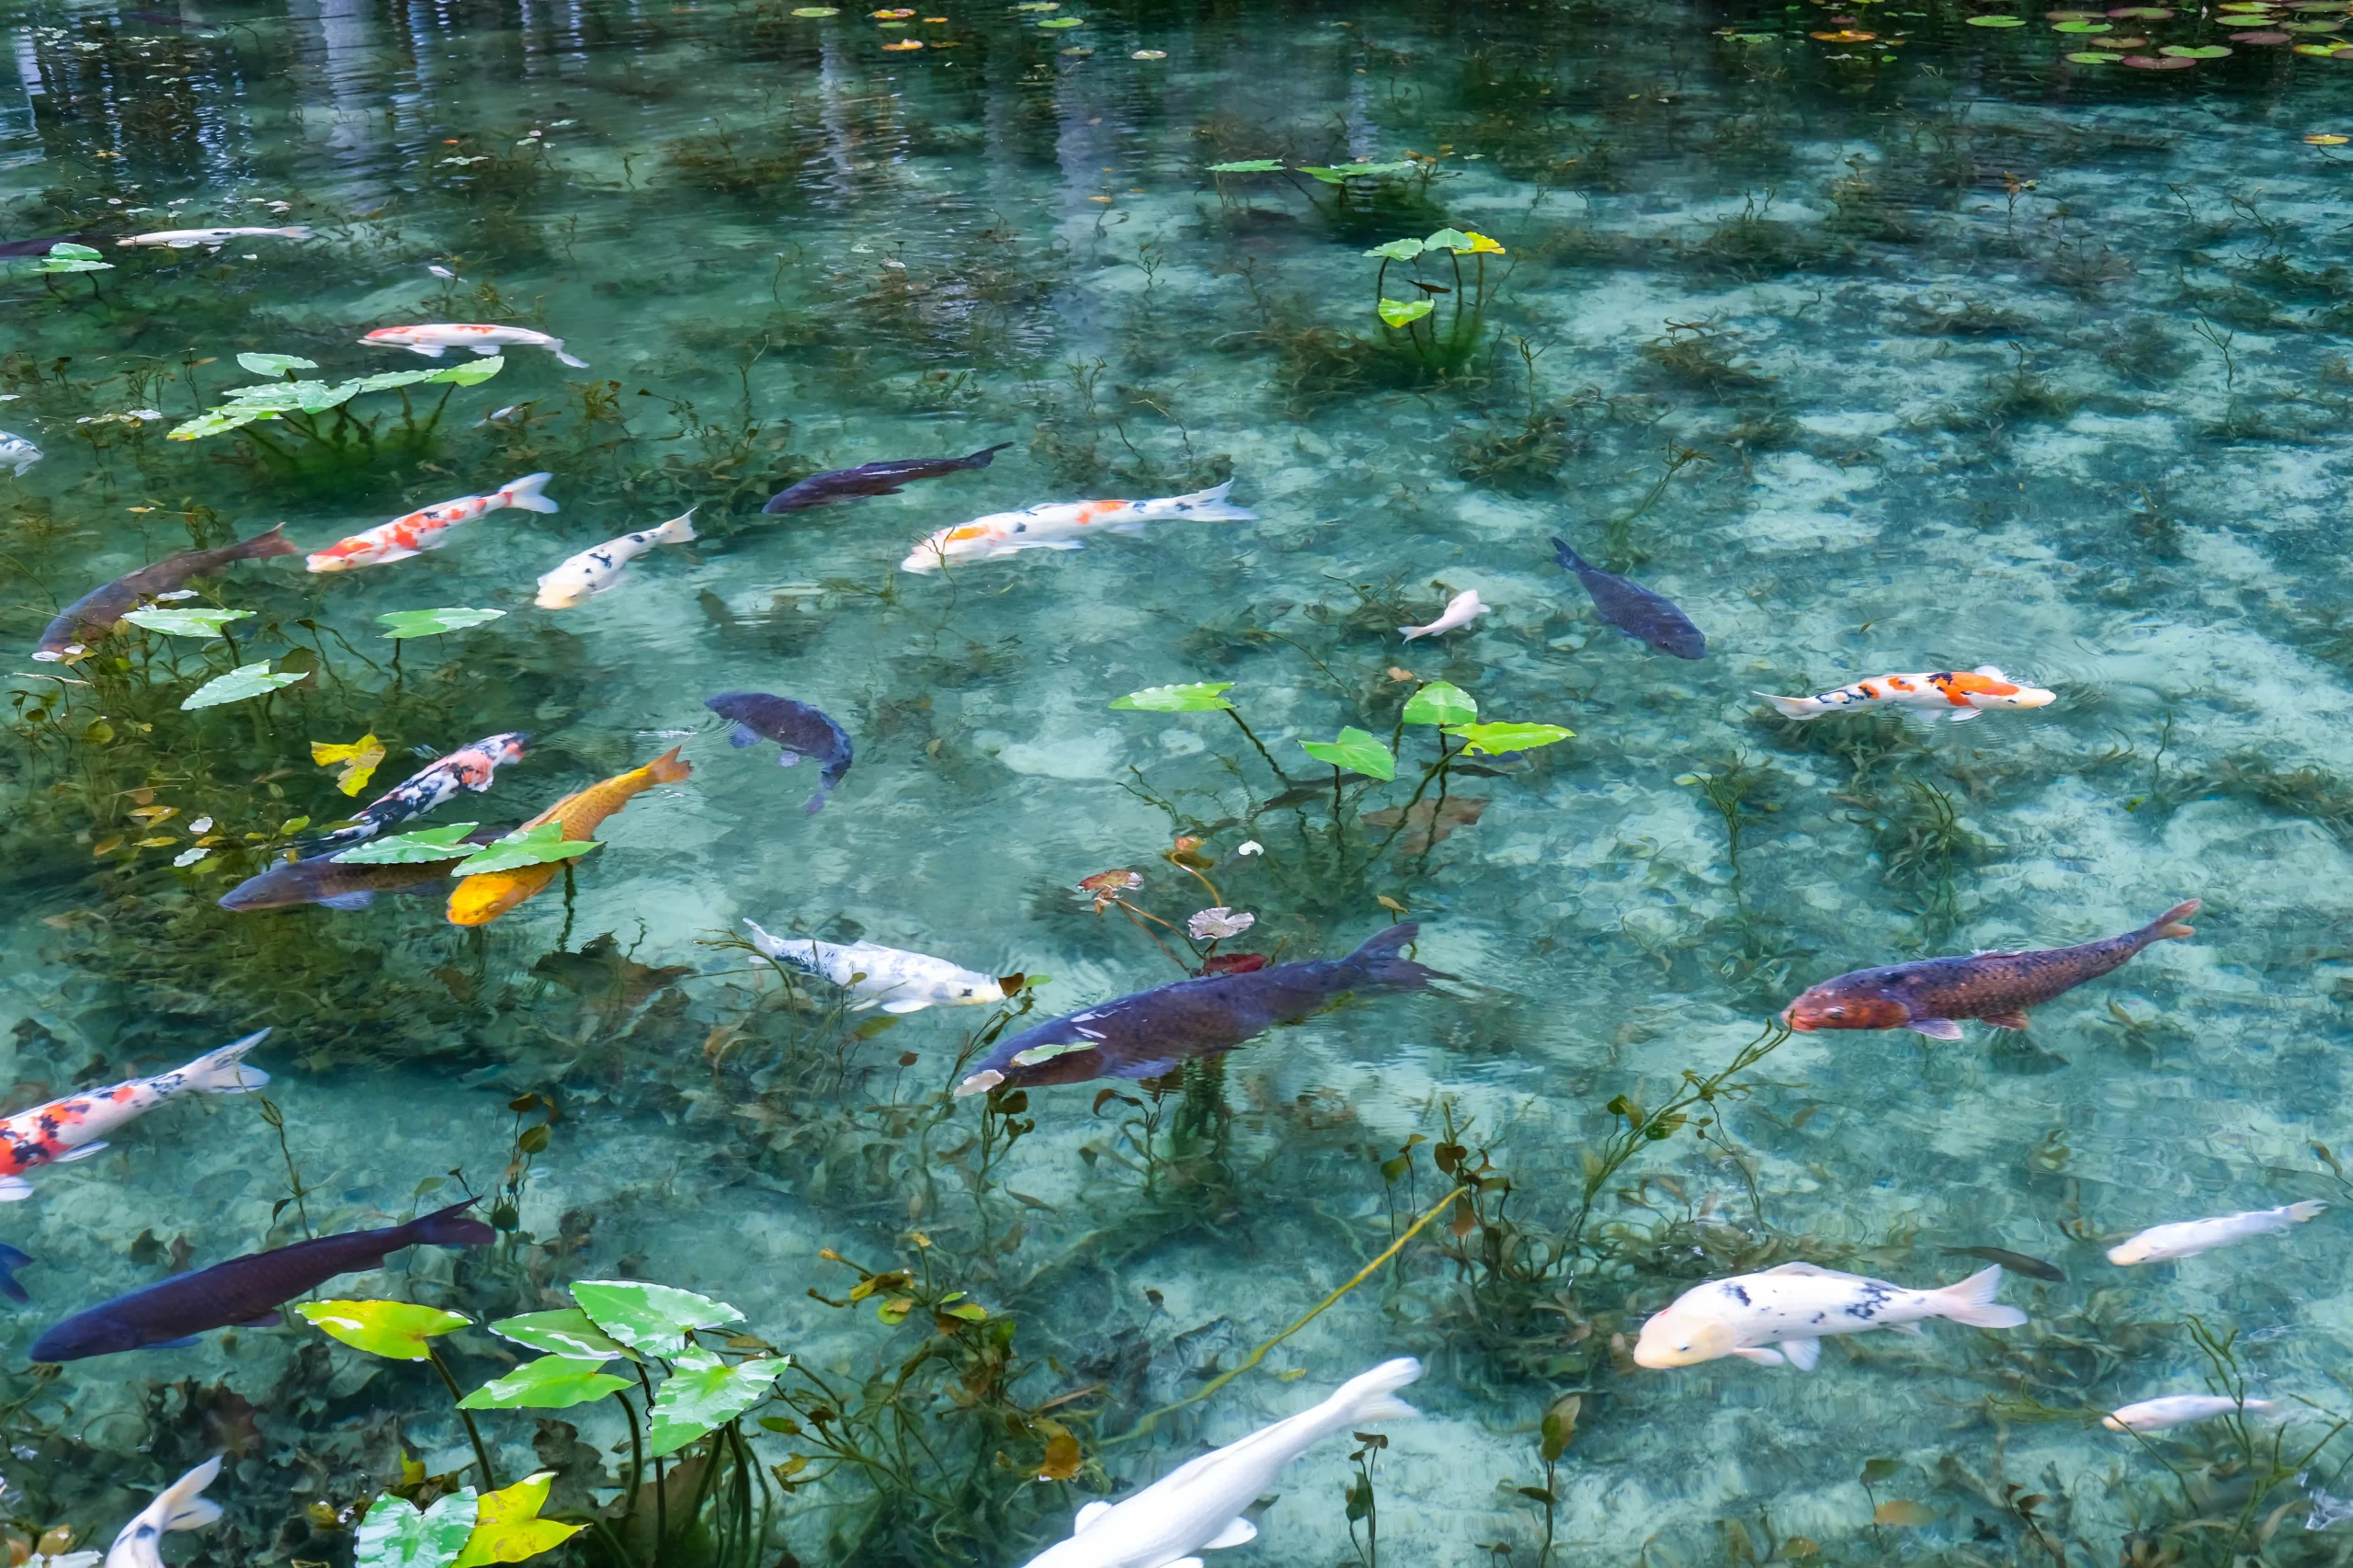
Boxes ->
[2107,1201,2326,1265]
[705,693,852,814]
[0,1244,30,1302]
[957,924,1442,1096]
[535,509,696,609]
[1632,1262,2027,1370]
[118,225,311,248]
[0,1032,269,1199]
[1781,899,2199,1040]
[304,473,556,572]
[1939,1244,2064,1283]
[901,480,1256,572]
[102,1456,223,1568]
[447,746,690,926]
[1400,588,1489,642]
[1019,1358,1422,1568]
[219,830,505,912]
[34,1199,493,1362]
[743,921,1007,1013]
[360,324,588,369]
[1758,667,2054,723]
[763,442,1012,513]
[0,431,40,476]
[306,732,529,848]
[2104,1395,2278,1433]
[1552,537,1705,659]
[35,523,296,661]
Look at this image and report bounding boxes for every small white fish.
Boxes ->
[0,431,40,475]
[535,509,696,609]
[104,1456,222,1568]
[361,324,588,369]
[2104,1395,2279,1433]
[1633,1261,2028,1371]
[1400,588,1489,642]
[118,225,311,249]
[1019,1358,1421,1568]
[901,481,1256,573]
[2107,1201,2326,1265]
[743,920,1005,1013]
[1756,666,2055,723]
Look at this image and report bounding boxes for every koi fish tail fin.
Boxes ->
[742,920,819,974]
[961,441,1015,468]
[179,1029,271,1095]
[1146,480,1256,523]
[2142,898,2200,941]
[233,522,301,560]
[1341,922,1449,991]
[405,1197,496,1247]
[646,745,692,785]
[154,1455,226,1536]
[0,1244,31,1303]
[1399,623,1434,641]
[2288,1199,2329,1224]
[1931,1265,2028,1329]
[500,472,560,514]
[654,507,698,545]
[1317,1358,1425,1430]
[1550,536,1588,573]
[802,782,832,816]
[545,339,589,369]
[276,226,314,241]
[1755,691,1821,720]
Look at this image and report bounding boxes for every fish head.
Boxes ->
[30,1311,144,1362]
[217,875,296,912]
[1632,1307,1735,1369]
[900,523,995,574]
[1945,671,2054,710]
[534,584,582,609]
[2104,1236,2157,1267]
[1780,984,1909,1032]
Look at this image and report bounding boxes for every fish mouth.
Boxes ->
[1779,1005,1814,1031]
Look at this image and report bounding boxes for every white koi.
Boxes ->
[743,920,1006,1013]
[2107,1201,2326,1266]
[900,481,1256,573]
[1399,588,1489,642]
[535,509,696,608]
[2104,1395,2279,1433]
[1757,666,2055,723]
[1633,1261,2028,1371]
[118,225,311,249]
[361,323,588,369]
[104,1455,223,1568]
[0,431,40,475]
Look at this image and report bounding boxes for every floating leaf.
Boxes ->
[1421,227,1472,252]
[1377,298,1435,328]
[1401,680,1477,727]
[121,607,253,637]
[1037,14,1082,24]
[2121,50,2197,62]
[449,822,601,876]
[2232,28,2291,37]
[297,1299,471,1361]
[2053,19,2113,28]
[458,1357,632,1412]
[1461,232,1506,254]
[1874,1501,1935,1528]
[1813,28,1878,37]
[790,5,837,11]
[1442,722,1574,756]
[2307,130,2352,141]
[313,733,386,797]
[47,242,103,261]
[2161,41,2232,51]
[647,1351,791,1457]
[2066,46,2124,55]
[1299,727,1396,781]
[451,1473,583,1568]
[570,1279,744,1355]
[171,358,505,441]
[181,660,307,710]
[488,1307,635,1360]
[1206,158,1284,173]
[379,607,506,640]
[30,242,113,275]
[236,352,319,376]
[356,1490,476,1568]
[1965,13,2027,22]
[1108,681,1234,712]
[332,823,482,866]
[2293,39,2348,49]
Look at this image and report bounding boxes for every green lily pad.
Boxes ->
[647,1351,792,1457]
[449,822,601,876]
[1443,722,1574,756]
[1377,298,1435,328]
[356,1490,476,1568]
[332,824,483,866]
[790,6,838,13]
[451,1473,584,1568]
[1401,680,1478,727]
[2066,46,2123,55]
[2162,40,2232,51]
[181,659,307,710]
[1206,159,1284,173]
[1037,15,1082,24]
[487,1307,635,1360]
[31,242,113,275]
[2053,19,2113,29]
[236,352,319,376]
[1966,14,2028,23]
[121,607,254,637]
[297,1299,471,1361]
[171,358,505,441]
[379,607,506,639]
[1109,681,1235,712]
[570,1279,745,1355]
[1363,238,1427,261]
[1299,727,1396,781]
[459,1356,633,1411]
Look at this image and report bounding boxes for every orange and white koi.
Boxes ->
[0,1030,268,1199]
[304,473,557,572]
[1756,666,2054,724]
[360,324,588,369]
[899,481,1256,573]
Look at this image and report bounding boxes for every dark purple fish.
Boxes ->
[706,692,852,814]
[36,523,298,661]
[955,923,1444,1096]
[760,442,1012,514]
[219,829,505,912]
[0,1244,31,1303]
[304,732,529,849]
[30,1199,493,1362]
[1551,537,1706,660]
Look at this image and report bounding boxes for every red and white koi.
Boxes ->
[535,509,696,608]
[305,473,557,572]
[1757,666,2054,723]
[1400,588,1489,642]
[360,324,588,369]
[899,481,1256,573]
[310,731,530,848]
[0,1031,269,1199]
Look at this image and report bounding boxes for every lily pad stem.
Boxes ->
[1222,707,1294,785]
[426,1344,499,1494]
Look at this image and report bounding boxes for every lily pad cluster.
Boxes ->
[1206,157,1419,184]
[17,242,113,276]
[1298,681,1572,780]
[168,356,506,441]
[333,820,601,876]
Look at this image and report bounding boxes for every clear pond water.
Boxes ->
[1,0,2351,1562]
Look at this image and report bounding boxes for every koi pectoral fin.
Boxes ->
[1948,708,1984,722]
[0,1179,30,1202]
[1780,1337,1821,1371]
[1905,1017,1964,1040]
[51,1142,108,1164]
[1731,1346,1787,1367]
[1983,1011,2030,1030]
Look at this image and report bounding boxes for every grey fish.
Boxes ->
[35,523,297,660]
[1551,537,1706,660]
[956,923,1444,1096]
[30,1199,493,1362]
[761,442,1012,514]
[1940,1245,2065,1283]
[219,829,505,912]
[706,691,853,814]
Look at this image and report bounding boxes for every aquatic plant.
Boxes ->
[1364,229,1508,380]
[167,355,507,473]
